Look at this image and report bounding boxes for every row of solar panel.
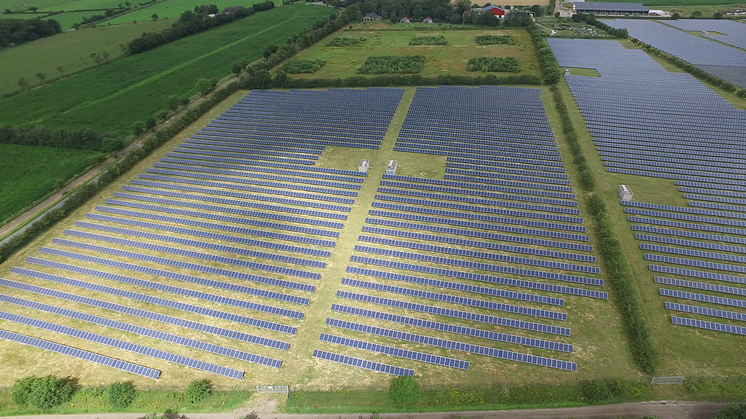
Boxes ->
[326,316,576,371]
[361,226,594,262]
[345,265,565,307]
[312,349,413,376]
[632,224,746,245]
[394,144,565,164]
[171,148,316,166]
[665,302,746,323]
[373,195,584,224]
[0,278,291,350]
[373,201,586,233]
[600,152,746,171]
[369,210,589,241]
[594,138,746,156]
[379,181,577,207]
[660,288,746,309]
[646,253,746,274]
[607,168,746,188]
[365,218,593,252]
[381,175,574,199]
[690,201,746,214]
[161,156,364,184]
[348,255,607,299]
[636,233,746,255]
[144,168,359,197]
[676,181,746,193]
[686,194,746,206]
[446,168,573,187]
[622,201,745,221]
[356,236,598,274]
[194,132,381,150]
[89,209,337,247]
[116,189,347,220]
[0,310,246,379]
[655,276,745,298]
[603,159,744,177]
[398,129,553,143]
[397,136,562,155]
[198,130,382,148]
[0,329,161,378]
[671,316,745,336]
[184,138,324,153]
[629,216,746,237]
[98,202,342,238]
[153,163,362,190]
[17,263,297,334]
[177,143,319,160]
[207,122,386,139]
[642,243,746,264]
[446,163,568,180]
[127,180,352,211]
[444,174,573,193]
[597,146,746,165]
[604,162,746,182]
[447,157,567,173]
[190,134,326,150]
[0,294,283,368]
[651,264,745,287]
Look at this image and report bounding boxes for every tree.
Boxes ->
[263,44,278,59]
[56,66,65,78]
[11,376,76,409]
[456,0,471,14]
[165,95,180,110]
[125,1,131,7]
[671,12,681,19]
[90,52,103,64]
[36,72,45,85]
[273,70,288,87]
[151,13,158,20]
[18,78,28,90]
[530,4,544,16]
[102,51,109,62]
[480,11,499,26]
[713,403,746,419]
[144,116,157,129]
[691,10,702,17]
[389,376,421,406]
[713,11,723,18]
[179,97,190,108]
[131,120,146,136]
[555,11,560,17]
[232,63,243,74]
[195,78,215,96]
[184,379,213,403]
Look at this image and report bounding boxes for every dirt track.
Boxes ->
[0,401,730,419]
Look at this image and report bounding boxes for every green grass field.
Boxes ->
[0,4,334,135]
[2,0,122,12]
[105,0,276,24]
[0,144,103,224]
[0,20,173,95]
[284,27,542,79]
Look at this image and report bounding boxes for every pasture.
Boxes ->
[284,28,543,79]
[3,0,123,12]
[105,0,277,24]
[0,20,173,95]
[0,144,103,225]
[0,4,334,135]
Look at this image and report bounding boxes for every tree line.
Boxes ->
[0,18,60,48]
[126,1,274,55]
[0,126,125,152]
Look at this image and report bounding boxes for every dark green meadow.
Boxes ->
[0,4,334,136]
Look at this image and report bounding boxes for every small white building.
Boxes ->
[423,17,433,23]
[358,159,370,173]
[400,17,410,23]
[386,160,398,175]
[619,185,633,201]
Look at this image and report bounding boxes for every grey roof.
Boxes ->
[575,2,649,12]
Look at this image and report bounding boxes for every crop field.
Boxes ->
[0,20,173,95]
[0,84,651,392]
[0,4,334,135]
[283,28,542,79]
[550,38,746,377]
[3,0,123,12]
[0,144,103,225]
[105,0,276,24]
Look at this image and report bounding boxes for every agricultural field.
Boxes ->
[283,28,542,79]
[0,144,103,225]
[0,20,173,95]
[0,4,334,135]
[104,0,276,24]
[3,0,123,12]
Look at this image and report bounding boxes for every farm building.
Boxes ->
[363,12,381,21]
[423,17,434,23]
[400,17,411,23]
[481,5,506,17]
[573,2,649,15]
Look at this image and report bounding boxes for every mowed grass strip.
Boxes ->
[105,0,273,24]
[0,4,334,134]
[0,144,103,224]
[0,20,173,94]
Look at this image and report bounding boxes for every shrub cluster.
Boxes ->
[409,35,447,45]
[107,381,137,409]
[0,18,61,47]
[279,59,326,74]
[526,20,560,84]
[389,376,421,406]
[184,380,213,404]
[475,34,515,45]
[357,55,425,74]
[326,36,366,47]
[466,56,519,72]
[713,403,746,419]
[127,1,274,54]
[0,126,125,152]
[12,376,77,409]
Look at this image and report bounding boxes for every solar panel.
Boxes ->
[664,302,746,322]
[312,349,414,376]
[671,316,746,336]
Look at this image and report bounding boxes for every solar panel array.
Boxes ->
[549,38,746,188]
[661,19,746,50]
[0,88,409,379]
[311,86,604,375]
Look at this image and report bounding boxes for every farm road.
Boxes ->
[0,401,729,419]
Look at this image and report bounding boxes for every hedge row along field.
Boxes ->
[475,34,515,45]
[279,59,327,74]
[0,4,335,135]
[357,55,426,74]
[409,35,448,45]
[466,56,519,72]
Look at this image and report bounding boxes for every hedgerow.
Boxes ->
[326,36,366,47]
[409,35,448,45]
[474,34,515,45]
[280,73,541,88]
[279,59,326,74]
[357,55,425,74]
[466,56,519,72]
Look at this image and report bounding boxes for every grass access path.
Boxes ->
[0,4,333,135]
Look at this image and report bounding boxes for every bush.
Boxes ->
[389,376,421,406]
[326,36,366,47]
[107,381,137,409]
[12,376,76,409]
[144,116,157,129]
[714,404,746,419]
[582,380,612,402]
[279,59,327,74]
[409,35,447,45]
[466,56,519,72]
[474,34,514,45]
[184,379,213,404]
[357,55,425,74]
